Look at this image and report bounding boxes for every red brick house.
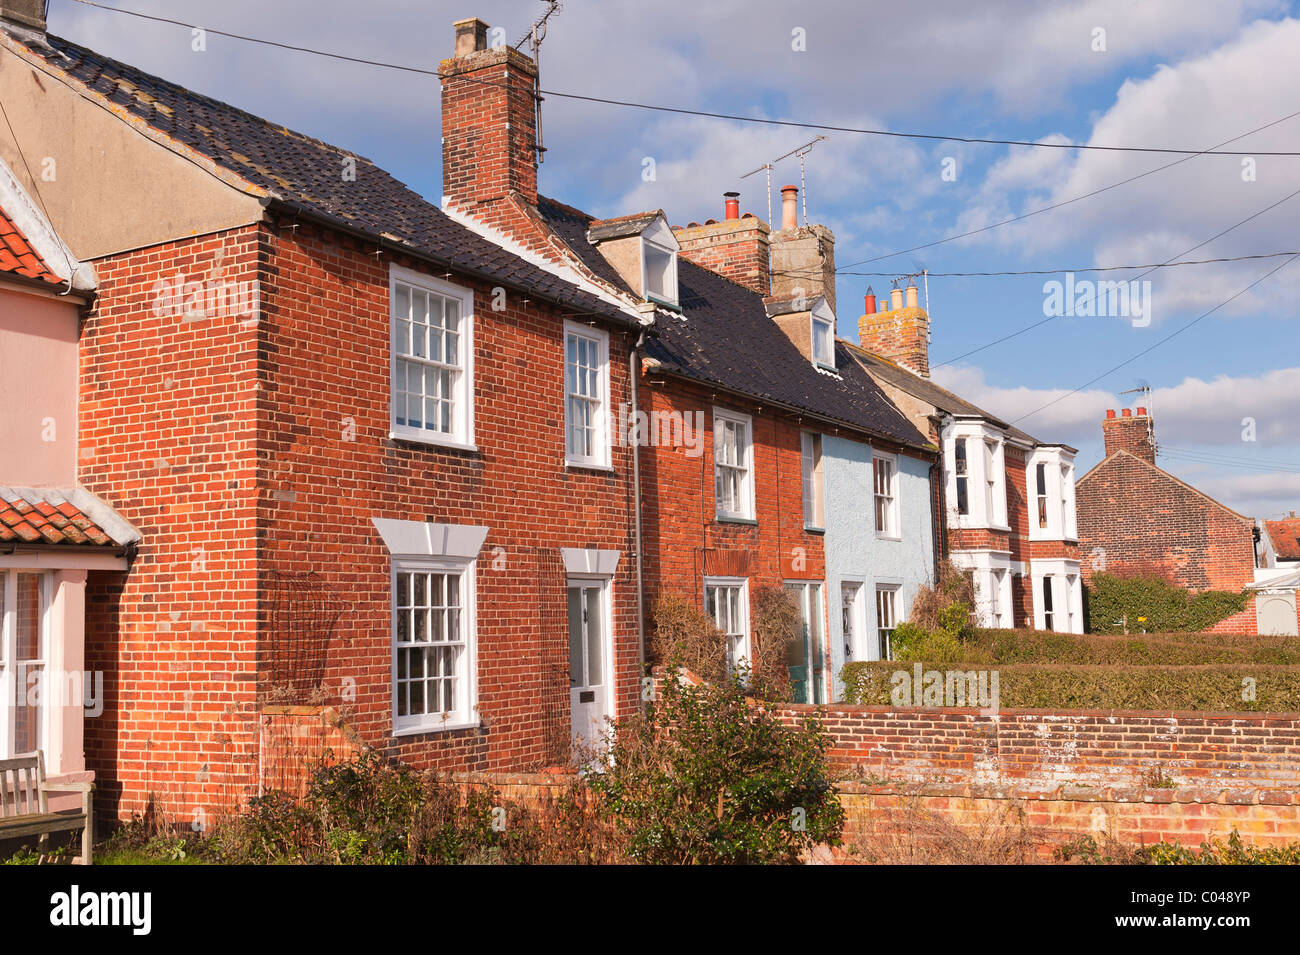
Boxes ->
[1075,406,1282,633]
[434,19,938,703]
[1,5,651,820]
[845,295,1084,632]
[1263,514,1300,570]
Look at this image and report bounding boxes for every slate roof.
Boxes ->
[1265,518,1300,560]
[844,344,1067,449]
[0,486,140,547]
[9,32,632,325]
[0,206,60,284]
[586,211,664,242]
[537,198,931,449]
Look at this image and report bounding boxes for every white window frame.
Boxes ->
[874,583,901,661]
[389,265,475,450]
[810,299,836,371]
[640,219,679,308]
[563,320,611,469]
[0,570,52,760]
[704,577,750,675]
[949,550,1016,628]
[944,420,1007,530]
[713,407,756,522]
[1027,447,1079,542]
[801,431,824,530]
[873,452,900,539]
[390,557,479,735]
[787,580,828,704]
[1030,558,1083,633]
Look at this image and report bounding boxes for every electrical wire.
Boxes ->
[781,250,1300,280]
[1010,252,1300,425]
[63,0,1300,158]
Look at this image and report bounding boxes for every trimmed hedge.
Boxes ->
[840,661,1300,712]
[962,629,1300,666]
[1085,573,1249,634]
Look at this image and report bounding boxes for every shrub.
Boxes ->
[750,585,801,701]
[841,661,1300,712]
[888,621,967,664]
[649,592,727,684]
[587,672,844,864]
[909,559,976,633]
[1086,573,1249,634]
[1057,830,1300,865]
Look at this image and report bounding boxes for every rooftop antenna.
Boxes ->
[515,1,563,164]
[740,135,828,227]
[1120,383,1156,454]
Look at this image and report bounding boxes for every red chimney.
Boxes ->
[863,287,876,315]
[1105,409,1116,419]
[1103,407,1156,464]
[440,17,540,209]
[724,191,740,221]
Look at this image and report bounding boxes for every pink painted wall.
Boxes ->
[0,286,79,487]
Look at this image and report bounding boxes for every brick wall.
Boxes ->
[778,703,1300,791]
[672,218,771,296]
[638,375,825,680]
[1077,451,1256,592]
[80,227,264,823]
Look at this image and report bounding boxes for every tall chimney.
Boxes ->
[768,185,836,313]
[673,193,771,295]
[0,0,45,32]
[440,17,540,210]
[1102,407,1156,464]
[858,283,931,377]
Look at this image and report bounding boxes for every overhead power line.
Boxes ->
[1010,251,1300,425]
[1159,451,1300,475]
[63,0,1300,158]
[930,181,1300,368]
[834,107,1300,271]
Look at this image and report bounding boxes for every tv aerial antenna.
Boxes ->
[515,1,564,164]
[740,135,828,227]
[1119,383,1157,455]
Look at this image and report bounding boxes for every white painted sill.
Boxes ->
[392,719,481,738]
[389,430,479,454]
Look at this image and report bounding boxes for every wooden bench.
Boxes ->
[0,753,93,864]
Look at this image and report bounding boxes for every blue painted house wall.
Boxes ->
[821,435,935,701]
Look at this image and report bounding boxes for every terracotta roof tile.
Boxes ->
[1265,518,1300,560]
[0,208,61,285]
[0,487,134,548]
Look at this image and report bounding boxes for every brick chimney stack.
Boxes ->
[858,283,930,377]
[1102,407,1156,464]
[440,17,540,211]
[768,185,836,314]
[672,193,771,295]
[0,0,46,32]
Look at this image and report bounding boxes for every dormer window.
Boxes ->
[642,234,678,307]
[812,314,834,367]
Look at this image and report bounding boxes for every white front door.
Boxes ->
[841,582,863,662]
[568,580,610,752]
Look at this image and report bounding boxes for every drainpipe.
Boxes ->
[631,305,655,697]
[931,413,951,582]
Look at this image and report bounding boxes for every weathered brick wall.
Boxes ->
[1077,452,1256,592]
[777,703,1300,792]
[80,227,264,825]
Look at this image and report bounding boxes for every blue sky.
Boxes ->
[50,0,1300,522]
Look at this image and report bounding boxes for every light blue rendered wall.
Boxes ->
[821,435,935,701]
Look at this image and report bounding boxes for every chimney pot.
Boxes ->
[780,185,798,230]
[863,288,876,315]
[1105,409,1116,419]
[724,191,740,221]
[452,17,489,56]
[1121,408,1132,417]
[890,287,904,310]
[905,283,918,309]
[1137,406,1147,416]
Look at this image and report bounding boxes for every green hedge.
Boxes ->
[1085,573,1249,634]
[960,629,1300,666]
[840,661,1300,712]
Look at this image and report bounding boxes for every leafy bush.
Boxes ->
[1057,830,1300,865]
[649,592,728,684]
[886,562,976,663]
[888,621,967,664]
[968,629,1300,666]
[1086,573,1249,634]
[841,661,1300,711]
[587,672,844,864]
